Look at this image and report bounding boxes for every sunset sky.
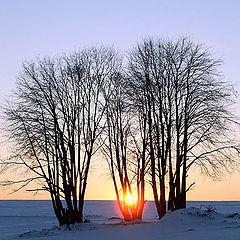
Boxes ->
[0,0,240,200]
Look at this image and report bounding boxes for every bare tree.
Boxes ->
[127,37,240,218]
[101,74,148,221]
[162,38,240,210]
[3,46,120,226]
[127,39,170,218]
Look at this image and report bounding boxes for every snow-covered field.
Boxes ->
[1,200,240,240]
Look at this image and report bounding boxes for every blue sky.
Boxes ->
[0,0,240,200]
[0,0,240,98]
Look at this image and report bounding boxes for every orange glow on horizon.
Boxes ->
[3,166,240,201]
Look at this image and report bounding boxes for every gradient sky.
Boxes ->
[0,0,240,200]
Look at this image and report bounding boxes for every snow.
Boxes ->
[1,200,240,240]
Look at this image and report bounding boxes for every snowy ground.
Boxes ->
[1,200,240,240]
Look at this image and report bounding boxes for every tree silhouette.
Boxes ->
[101,74,147,221]
[127,37,240,218]
[3,46,120,225]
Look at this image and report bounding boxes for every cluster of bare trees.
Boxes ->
[126,38,239,218]
[101,75,147,221]
[3,47,121,225]
[2,37,239,225]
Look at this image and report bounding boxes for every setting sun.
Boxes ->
[125,192,136,206]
